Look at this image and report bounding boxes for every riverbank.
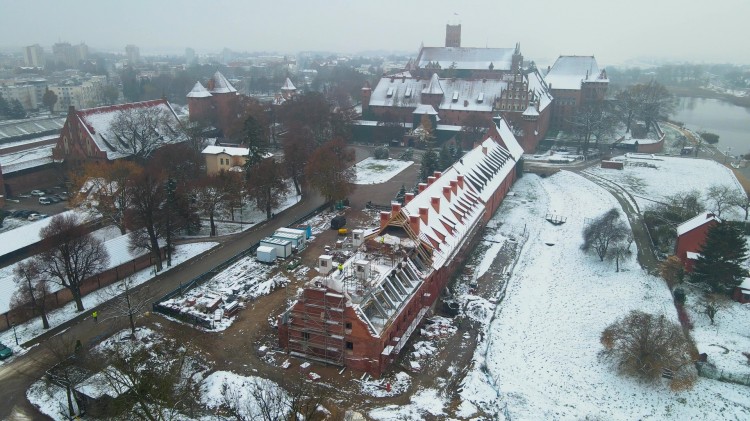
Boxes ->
[668,85,750,109]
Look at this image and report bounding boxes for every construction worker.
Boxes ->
[92,310,98,322]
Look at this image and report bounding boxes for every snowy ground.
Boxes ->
[586,155,744,218]
[0,242,217,361]
[456,171,750,420]
[684,287,750,384]
[200,371,289,420]
[353,157,413,185]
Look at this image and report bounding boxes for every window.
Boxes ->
[345,322,352,329]
[302,331,310,340]
[346,341,354,350]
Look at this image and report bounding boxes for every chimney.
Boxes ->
[457,175,465,189]
[418,182,427,193]
[427,176,436,186]
[409,215,420,235]
[431,196,440,213]
[450,180,458,194]
[419,207,429,224]
[434,171,442,179]
[482,146,488,155]
[380,211,390,229]
[391,202,401,217]
[442,186,452,201]
[404,192,414,205]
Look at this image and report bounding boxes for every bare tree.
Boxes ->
[582,208,630,261]
[11,261,52,329]
[43,335,89,418]
[99,276,151,335]
[703,293,727,325]
[281,128,315,195]
[568,101,618,153]
[705,184,742,218]
[36,214,110,312]
[601,310,696,389]
[109,106,180,161]
[729,193,750,221]
[246,159,289,220]
[127,171,166,272]
[660,255,686,288]
[193,174,230,237]
[305,137,356,206]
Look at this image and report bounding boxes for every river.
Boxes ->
[671,97,750,156]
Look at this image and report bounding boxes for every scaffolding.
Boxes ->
[287,285,346,366]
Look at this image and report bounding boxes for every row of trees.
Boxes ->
[568,80,675,153]
[0,92,27,118]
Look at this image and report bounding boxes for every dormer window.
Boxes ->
[386,87,394,98]
[477,92,484,103]
[452,91,459,102]
[404,87,412,98]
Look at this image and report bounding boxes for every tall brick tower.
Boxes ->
[445,24,461,47]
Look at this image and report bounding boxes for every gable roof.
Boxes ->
[417,47,515,71]
[281,77,296,91]
[187,81,212,98]
[369,75,506,113]
[201,145,249,156]
[400,117,522,269]
[209,71,237,94]
[676,211,721,236]
[74,99,183,160]
[545,56,607,90]
[422,73,444,95]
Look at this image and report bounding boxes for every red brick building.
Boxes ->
[359,26,552,153]
[278,118,523,377]
[544,56,608,131]
[674,212,720,272]
[187,71,240,136]
[52,99,183,167]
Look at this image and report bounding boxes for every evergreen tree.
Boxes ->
[242,115,269,166]
[438,144,454,171]
[692,222,748,293]
[8,99,26,118]
[419,148,439,182]
[0,93,10,116]
[42,88,58,113]
[395,184,406,204]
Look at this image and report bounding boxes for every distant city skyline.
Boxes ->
[1,0,749,66]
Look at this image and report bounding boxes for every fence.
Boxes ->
[151,202,330,326]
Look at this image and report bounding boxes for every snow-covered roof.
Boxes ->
[686,251,701,260]
[417,47,515,71]
[0,144,54,174]
[525,67,553,111]
[676,211,720,236]
[187,81,212,98]
[0,116,65,141]
[522,105,539,117]
[402,118,522,269]
[201,145,249,156]
[619,137,662,146]
[413,104,439,115]
[422,73,443,95]
[209,71,237,94]
[75,99,183,160]
[76,366,130,399]
[545,56,608,91]
[739,277,750,292]
[369,75,506,113]
[281,77,296,91]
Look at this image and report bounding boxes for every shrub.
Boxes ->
[374,146,389,159]
[601,310,696,389]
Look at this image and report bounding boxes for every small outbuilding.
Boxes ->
[260,237,293,259]
[256,246,277,263]
[733,278,750,304]
[675,212,720,272]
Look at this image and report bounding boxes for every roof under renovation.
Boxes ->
[545,56,608,90]
[416,47,516,71]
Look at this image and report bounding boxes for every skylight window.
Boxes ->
[386,87,395,98]
[452,91,459,102]
[477,92,484,103]
[405,87,412,98]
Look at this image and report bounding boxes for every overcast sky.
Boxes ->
[2,0,748,66]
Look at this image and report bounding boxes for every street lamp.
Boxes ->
[725,147,732,164]
[11,323,19,345]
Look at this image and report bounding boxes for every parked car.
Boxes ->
[30,190,44,196]
[39,197,51,205]
[0,343,12,360]
[15,210,33,218]
[47,195,61,203]
[28,213,43,221]
[58,192,69,200]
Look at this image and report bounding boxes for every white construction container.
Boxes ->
[275,228,307,245]
[272,231,304,250]
[256,246,276,263]
[318,255,334,275]
[260,237,293,258]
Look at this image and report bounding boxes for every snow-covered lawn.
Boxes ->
[0,242,217,361]
[201,371,289,420]
[354,157,412,185]
[685,288,750,383]
[586,155,745,218]
[458,171,750,420]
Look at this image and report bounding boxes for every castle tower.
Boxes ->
[186,81,213,122]
[511,42,523,73]
[281,77,297,99]
[361,81,372,116]
[207,71,239,136]
[445,24,461,48]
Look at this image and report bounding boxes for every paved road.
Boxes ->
[0,190,325,420]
